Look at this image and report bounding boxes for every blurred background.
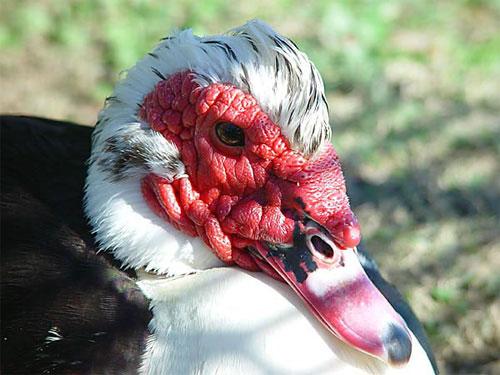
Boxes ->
[1,0,499,373]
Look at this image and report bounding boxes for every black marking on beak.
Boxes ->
[266,223,317,283]
[384,323,413,365]
[294,196,307,210]
[246,246,264,261]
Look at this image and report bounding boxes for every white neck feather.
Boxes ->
[137,268,435,375]
[85,164,223,275]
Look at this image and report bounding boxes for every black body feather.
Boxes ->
[1,116,151,374]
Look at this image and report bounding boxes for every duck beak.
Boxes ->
[252,220,412,366]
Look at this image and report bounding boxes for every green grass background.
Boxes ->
[1,1,499,373]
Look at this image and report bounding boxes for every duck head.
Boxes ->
[85,20,411,366]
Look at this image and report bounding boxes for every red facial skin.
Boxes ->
[140,71,361,276]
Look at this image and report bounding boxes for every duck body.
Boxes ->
[139,268,435,375]
[1,116,151,374]
[1,116,437,374]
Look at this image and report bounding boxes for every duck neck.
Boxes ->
[138,268,414,375]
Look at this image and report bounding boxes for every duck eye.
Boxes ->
[215,122,245,147]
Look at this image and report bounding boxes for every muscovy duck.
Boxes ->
[1,20,438,374]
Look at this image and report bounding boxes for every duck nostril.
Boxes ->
[311,235,334,259]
